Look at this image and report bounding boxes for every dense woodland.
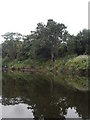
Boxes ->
[1,19,89,68]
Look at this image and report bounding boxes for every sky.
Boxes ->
[0,0,89,43]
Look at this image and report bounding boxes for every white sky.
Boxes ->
[0,0,89,43]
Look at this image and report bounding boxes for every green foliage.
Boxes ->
[2,33,23,61]
[66,55,88,71]
[74,29,89,55]
[1,20,89,71]
[67,29,90,55]
[58,43,67,57]
[29,19,68,61]
[67,35,76,54]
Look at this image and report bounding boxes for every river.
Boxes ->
[1,71,89,119]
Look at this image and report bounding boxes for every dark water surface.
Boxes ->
[2,71,89,119]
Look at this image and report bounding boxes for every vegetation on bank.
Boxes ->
[2,55,89,75]
[1,19,89,74]
[65,55,88,71]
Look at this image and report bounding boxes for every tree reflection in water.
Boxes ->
[2,72,89,119]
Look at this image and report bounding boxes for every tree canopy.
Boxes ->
[1,20,89,65]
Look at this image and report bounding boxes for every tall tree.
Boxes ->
[46,19,67,61]
[75,29,89,55]
[2,32,22,60]
[31,19,68,61]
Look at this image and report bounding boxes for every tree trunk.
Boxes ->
[50,79,53,93]
[51,51,55,62]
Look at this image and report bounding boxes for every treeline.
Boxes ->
[2,19,89,65]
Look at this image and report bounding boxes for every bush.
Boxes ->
[66,55,88,71]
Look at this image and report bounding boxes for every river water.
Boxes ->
[1,71,89,119]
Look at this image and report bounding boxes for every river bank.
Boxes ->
[2,54,89,91]
[3,55,89,75]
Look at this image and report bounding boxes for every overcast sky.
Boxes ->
[0,0,89,43]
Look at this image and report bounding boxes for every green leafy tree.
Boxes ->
[2,32,22,61]
[46,19,67,61]
[75,29,88,55]
[30,19,68,61]
[67,34,76,54]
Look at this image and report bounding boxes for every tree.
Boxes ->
[75,29,89,55]
[46,19,68,61]
[30,19,68,61]
[2,32,22,61]
[19,35,33,60]
[67,34,76,54]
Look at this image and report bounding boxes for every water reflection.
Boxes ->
[2,72,89,119]
[2,103,34,118]
[0,96,2,119]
